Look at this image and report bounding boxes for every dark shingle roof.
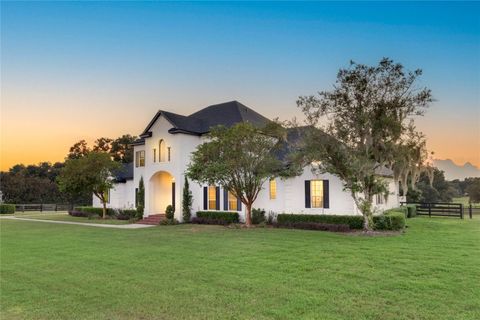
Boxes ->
[113,162,134,183]
[140,100,270,137]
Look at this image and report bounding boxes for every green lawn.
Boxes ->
[11,212,131,225]
[1,217,479,320]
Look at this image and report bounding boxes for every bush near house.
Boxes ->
[73,206,114,217]
[274,222,350,232]
[252,208,266,224]
[195,211,240,224]
[277,212,406,231]
[165,205,175,220]
[71,206,138,220]
[277,214,364,230]
[405,204,417,218]
[115,209,138,220]
[0,204,15,214]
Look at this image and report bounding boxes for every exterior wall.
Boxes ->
[92,180,135,209]
[254,166,356,216]
[101,113,401,221]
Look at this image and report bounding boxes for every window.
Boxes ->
[167,147,171,162]
[228,192,237,211]
[208,186,216,210]
[376,193,385,205]
[310,180,324,208]
[269,179,277,199]
[135,151,145,167]
[153,149,156,162]
[159,139,166,162]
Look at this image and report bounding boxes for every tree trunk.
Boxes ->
[245,204,252,227]
[102,201,107,219]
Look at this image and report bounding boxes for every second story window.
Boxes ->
[168,147,171,162]
[159,139,166,162]
[135,151,145,167]
[153,149,156,162]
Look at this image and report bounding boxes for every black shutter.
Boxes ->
[223,188,228,210]
[203,187,208,210]
[305,180,311,208]
[215,187,220,210]
[323,180,329,209]
[237,197,242,211]
[172,182,175,209]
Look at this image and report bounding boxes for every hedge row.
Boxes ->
[274,222,350,232]
[0,204,15,214]
[277,212,406,231]
[195,211,240,224]
[71,206,138,220]
[73,206,114,217]
[277,214,364,229]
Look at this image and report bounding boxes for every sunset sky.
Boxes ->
[1,1,479,171]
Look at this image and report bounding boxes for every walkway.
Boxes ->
[0,216,155,229]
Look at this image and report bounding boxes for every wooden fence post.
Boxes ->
[460,204,463,219]
[40,203,43,213]
[428,203,431,217]
[470,204,473,219]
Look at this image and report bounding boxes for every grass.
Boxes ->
[453,196,480,208]
[1,217,479,320]
[10,211,131,225]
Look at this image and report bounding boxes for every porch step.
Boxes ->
[136,214,166,225]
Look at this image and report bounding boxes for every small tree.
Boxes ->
[297,58,432,231]
[57,152,121,219]
[187,122,297,227]
[137,176,145,218]
[182,176,193,222]
[466,180,480,204]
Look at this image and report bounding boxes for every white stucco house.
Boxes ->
[93,101,400,221]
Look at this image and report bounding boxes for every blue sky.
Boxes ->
[1,1,479,169]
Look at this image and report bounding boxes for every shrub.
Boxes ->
[136,205,144,220]
[115,209,138,220]
[68,210,91,217]
[405,204,417,218]
[252,208,266,224]
[182,176,193,222]
[191,217,229,226]
[0,204,15,214]
[165,205,175,220]
[73,206,115,217]
[277,214,364,230]
[274,221,350,232]
[373,211,406,231]
[160,218,179,225]
[196,211,239,224]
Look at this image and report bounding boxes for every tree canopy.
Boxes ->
[57,152,121,218]
[297,58,433,231]
[187,122,299,226]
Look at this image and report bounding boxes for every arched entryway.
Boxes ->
[149,171,175,214]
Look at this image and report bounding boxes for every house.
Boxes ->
[93,101,400,221]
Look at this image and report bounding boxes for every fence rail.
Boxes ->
[14,204,72,212]
[401,202,463,219]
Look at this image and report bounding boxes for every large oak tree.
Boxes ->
[297,58,433,231]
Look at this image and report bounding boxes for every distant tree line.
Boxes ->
[0,134,137,205]
[407,169,480,204]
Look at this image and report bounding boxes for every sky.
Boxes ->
[1,1,479,171]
